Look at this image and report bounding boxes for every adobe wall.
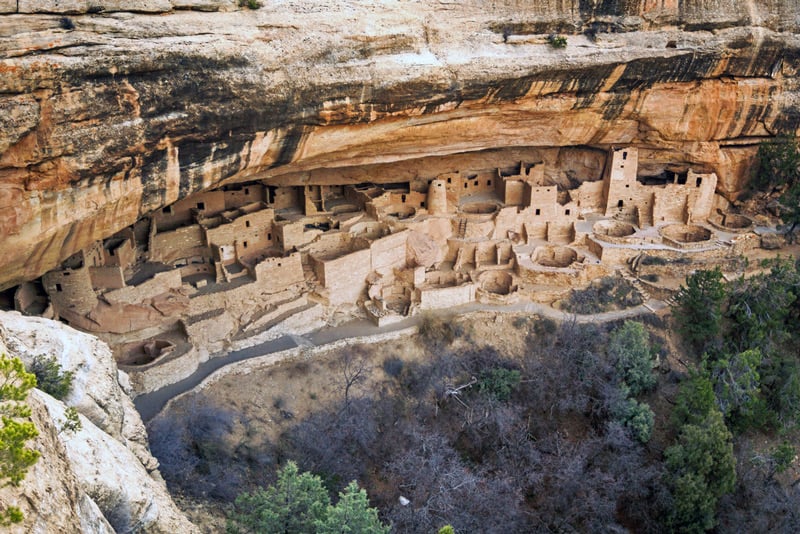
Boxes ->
[493,206,524,239]
[89,266,126,290]
[104,269,182,306]
[150,224,208,264]
[371,230,409,274]
[525,185,558,218]
[154,190,226,231]
[224,184,265,209]
[184,310,236,354]
[13,282,39,313]
[43,266,98,315]
[103,238,135,269]
[313,248,372,305]
[253,252,304,287]
[418,282,477,310]
[205,206,274,248]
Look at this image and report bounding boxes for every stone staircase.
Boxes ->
[620,269,651,302]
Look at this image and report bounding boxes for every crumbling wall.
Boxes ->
[150,225,208,264]
[89,266,126,290]
[104,270,182,306]
[43,266,98,315]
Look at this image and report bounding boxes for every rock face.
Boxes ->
[0,311,197,533]
[1,1,800,289]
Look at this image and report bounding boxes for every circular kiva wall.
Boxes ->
[461,201,499,215]
[532,246,578,268]
[661,224,712,243]
[712,212,754,232]
[661,224,715,249]
[480,270,514,295]
[120,339,174,366]
[593,220,636,238]
[386,205,416,220]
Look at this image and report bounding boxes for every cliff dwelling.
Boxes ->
[3,145,789,392]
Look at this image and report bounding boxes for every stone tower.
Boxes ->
[427,179,448,215]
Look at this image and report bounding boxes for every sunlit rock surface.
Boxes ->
[1,0,800,289]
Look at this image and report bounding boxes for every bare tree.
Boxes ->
[335,347,373,409]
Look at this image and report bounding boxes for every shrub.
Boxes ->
[548,34,568,48]
[382,357,404,378]
[28,356,74,400]
[612,397,654,443]
[608,321,656,397]
[59,17,75,30]
[0,354,40,524]
[478,368,521,402]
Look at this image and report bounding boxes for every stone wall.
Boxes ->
[418,283,477,310]
[150,225,208,264]
[103,270,182,306]
[43,266,98,315]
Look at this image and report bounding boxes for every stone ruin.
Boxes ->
[5,146,785,392]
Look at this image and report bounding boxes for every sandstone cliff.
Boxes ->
[2,1,800,289]
[0,311,197,533]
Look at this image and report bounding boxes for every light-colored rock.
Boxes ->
[36,391,198,533]
[0,2,799,290]
[0,384,114,533]
[0,312,196,531]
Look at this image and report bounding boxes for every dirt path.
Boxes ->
[133,299,667,421]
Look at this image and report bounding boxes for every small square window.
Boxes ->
[243,241,248,248]
[55,283,63,292]
[246,220,251,228]
[162,206,172,214]
[197,202,205,210]
[244,188,249,194]
[565,209,570,215]
[535,208,541,215]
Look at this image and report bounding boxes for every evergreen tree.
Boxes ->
[673,269,726,350]
[608,321,656,396]
[315,481,390,534]
[665,409,736,532]
[0,353,40,525]
[227,461,329,534]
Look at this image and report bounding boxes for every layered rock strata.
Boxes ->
[1,1,800,290]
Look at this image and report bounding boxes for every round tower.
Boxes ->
[427,179,448,215]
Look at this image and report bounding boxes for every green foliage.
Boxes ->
[609,321,656,397]
[708,349,767,430]
[0,355,37,418]
[726,258,799,351]
[28,355,74,400]
[60,407,82,434]
[548,34,568,48]
[478,368,521,401]
[752,134,800,190]
[227,461,329,534]
[239,0,261,9]
[770,441,795,475]
[613,397,654,443]
[665,409,736,532]
[566,276,642,314]
[437,526,455,534]
[673,370,716,427]
[673,268,726,350]
[0,353,40,490]
[315,481,390,534]
[0,506,23,526]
